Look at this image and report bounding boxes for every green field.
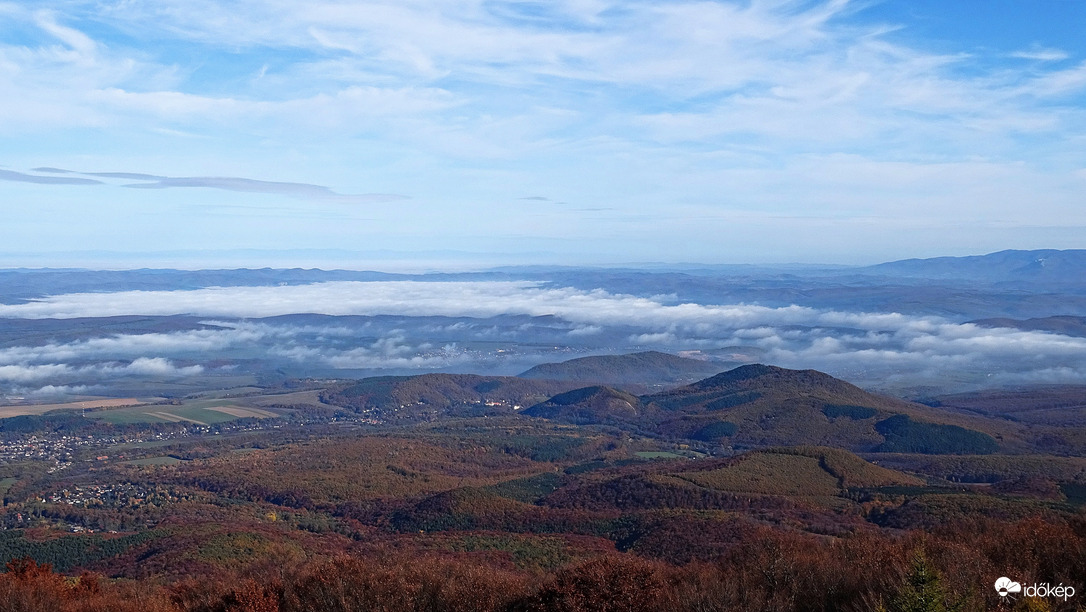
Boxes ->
[176,399,253,410]
[192,387,265,399]
[85,397,283,426]
[90,405,241,425]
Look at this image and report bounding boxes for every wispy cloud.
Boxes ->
[89,172,166,180]
[1011,48,1070,62]
[123,176,407,203]
[0,169,102,185]
[0,167,407,203]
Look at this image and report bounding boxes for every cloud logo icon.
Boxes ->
[995,577,1022,597]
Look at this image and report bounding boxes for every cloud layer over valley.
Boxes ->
[0,281,1083,398]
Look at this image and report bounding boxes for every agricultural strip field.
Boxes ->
[0,398,148,419]
[205,406,278,418]
[247,390,329,408]
[87,401,282,425]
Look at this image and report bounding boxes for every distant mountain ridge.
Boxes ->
[968,315,1086,337]
[861,249,1086,283]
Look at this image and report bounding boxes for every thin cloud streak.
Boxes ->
[0,169,102,185]
[1,167,408,203]
[122,176,408,203]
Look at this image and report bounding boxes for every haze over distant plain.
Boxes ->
[2,0,1085,267]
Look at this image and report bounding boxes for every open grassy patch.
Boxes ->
[673,447,920,497]
[634,451,684,459]
[678,452,841,497]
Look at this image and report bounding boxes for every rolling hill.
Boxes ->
[518,351,730,391]
[525,364,1002,453]
[321,373,580,420]
[522,386,642,424]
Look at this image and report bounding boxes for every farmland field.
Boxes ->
[0,398,150,419]
[85,398,285,425]
[91,406,242,425]
[248,389,330,408]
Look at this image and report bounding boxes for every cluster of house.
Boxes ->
[46,482,178,508]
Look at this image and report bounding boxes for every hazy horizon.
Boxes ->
[1,246,1080,273]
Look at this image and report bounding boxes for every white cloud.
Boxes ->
[1011,48,1069,62]
[34,10,98,59]
[0,327,266,364]
[0,363,74,382]
[3,0,1082,153]
[18,384,97,397]
[0,358,201,383]
[106,357,204,377]
[0,281,877,328]
[0,281,1082,389]
[568,325,602,336]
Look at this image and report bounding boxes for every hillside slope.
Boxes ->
[322,374,580,420]
[862,249,1086,285]
[523,386,642,424]
[527,364,1003,453]
[518,351,728,390]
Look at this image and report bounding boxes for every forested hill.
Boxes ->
[526,364,1002,454]
[518,351,729,390]
[320,374,580,420]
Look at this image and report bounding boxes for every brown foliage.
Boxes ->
[1,512,1084,612]
[0,558,67,612]
[0,558,176,612]
[281,555,529,612]
[514,555,671,612]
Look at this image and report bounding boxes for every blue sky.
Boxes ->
[2,0,1085,268]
